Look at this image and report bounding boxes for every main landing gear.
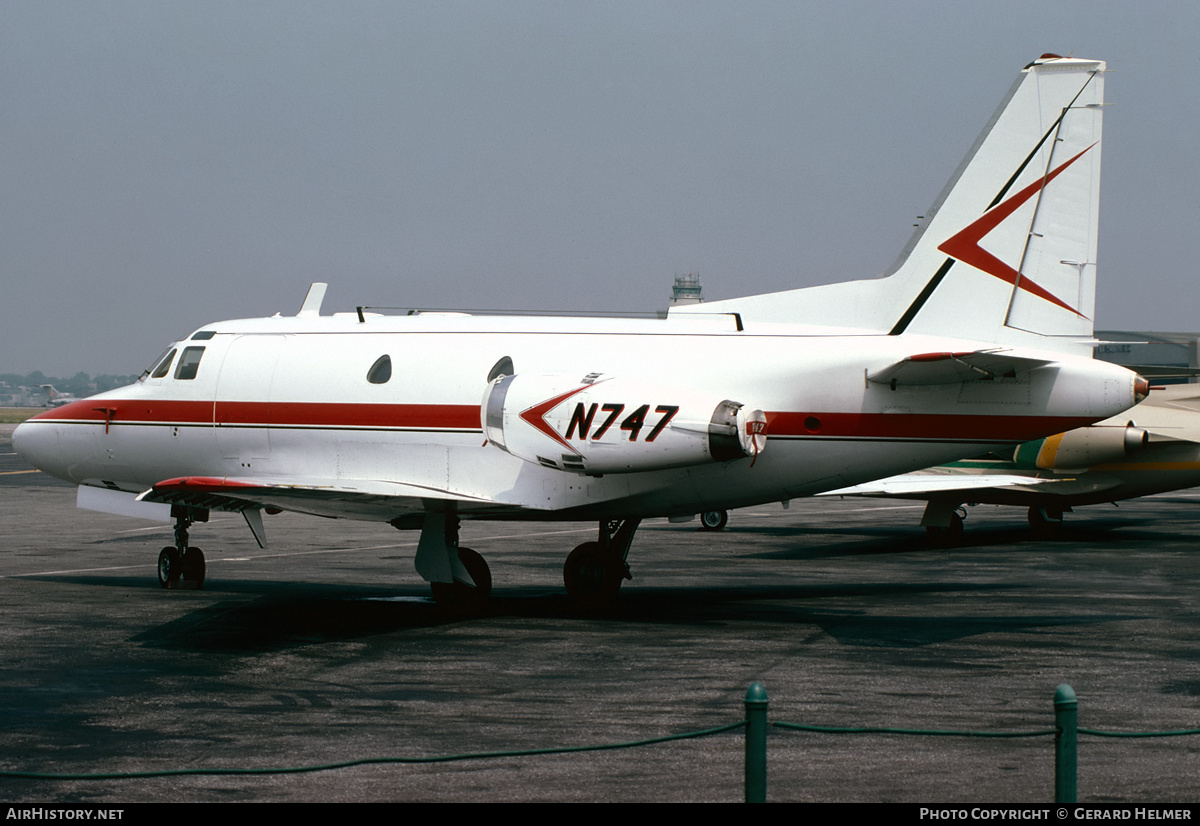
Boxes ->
[1028,505,1066,537]
[921,501,965,546]
[412,512,493,612]
[409,514,643,611]
[429,546,492,612]
[924,511,965,546]
[563,518,640,609]
[159,505,207,589]
[919,503,1070,544]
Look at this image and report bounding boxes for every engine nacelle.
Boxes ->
[1013,424,1148,471]
[483,372,767,474]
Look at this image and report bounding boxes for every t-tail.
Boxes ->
[673,55,1107,357]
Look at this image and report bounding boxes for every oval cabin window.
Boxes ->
[367,355,392,384]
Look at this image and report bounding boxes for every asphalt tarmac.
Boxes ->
[1,426,1198,803]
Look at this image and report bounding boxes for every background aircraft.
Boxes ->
[827,384,1200,540]
[38,385,78,407]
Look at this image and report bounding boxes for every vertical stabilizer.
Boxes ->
[673,56,1106,356]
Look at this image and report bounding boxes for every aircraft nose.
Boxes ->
[12,418,70,481]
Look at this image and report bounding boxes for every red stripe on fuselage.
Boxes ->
[33,398,1091,443]
[30,399,482,430]
[764,411,1094,442]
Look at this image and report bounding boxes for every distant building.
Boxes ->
[669,273,703,306]
[1094,330,1200,385]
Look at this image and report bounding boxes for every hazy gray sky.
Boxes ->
[2,1,1198,376]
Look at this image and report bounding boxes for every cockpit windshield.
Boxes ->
[140,345,179,381]
[150,349,177,379]
[174,347,206,380]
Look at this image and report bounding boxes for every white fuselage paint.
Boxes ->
[14,311,1141,523]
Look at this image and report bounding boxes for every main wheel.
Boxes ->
[1028,506,1063,537]
[699,510,729,531]
[925,512,964,546]
[563,541,624,609]
[430,547,492,612]
[180,547,206,589]
[157,546,181,589]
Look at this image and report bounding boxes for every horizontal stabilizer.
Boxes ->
[867,350,1050,387]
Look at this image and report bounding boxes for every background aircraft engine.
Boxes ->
[483,373,767,474]
[1014,424,1149,472]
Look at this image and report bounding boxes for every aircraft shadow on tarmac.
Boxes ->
[726,515,1159,561]
[118,577,1138,655]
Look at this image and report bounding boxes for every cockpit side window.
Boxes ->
[367,354,392,384]
[174,347,206,380]
[150,349,177,379]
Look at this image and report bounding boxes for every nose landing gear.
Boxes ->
[159,506,208,589]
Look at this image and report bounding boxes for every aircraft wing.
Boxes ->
[866,350,1051,386]
[138,475,522,523]
[820,472,1058,497]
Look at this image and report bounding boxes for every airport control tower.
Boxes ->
[669,273,703,306]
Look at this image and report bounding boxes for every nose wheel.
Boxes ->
[158,546,206,589]
[158,506,208,589]
[158,546,179,587]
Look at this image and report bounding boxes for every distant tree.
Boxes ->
[94,375,137,393]
[65,372,92,397]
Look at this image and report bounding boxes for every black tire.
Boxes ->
[157,546,181,589]
[1028,506,1062,537]
[925,513,964,546]
[947,512,964,544]
[430,547,492,612]
[563,541,623,608]
[699,510,729,531]
[181,547,206,589]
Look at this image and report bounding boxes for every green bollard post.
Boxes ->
[745,682,768,803]
[1054,684,1078,804]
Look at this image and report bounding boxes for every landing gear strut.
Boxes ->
[921,501,965,547]
[1028,505,1065,537]
[413,512,493,612]
[159,505,207,589]
[563,518,640,608]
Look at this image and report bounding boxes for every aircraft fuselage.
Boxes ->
[15,312,1140,524]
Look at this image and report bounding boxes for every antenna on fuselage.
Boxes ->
[297,282,328,317]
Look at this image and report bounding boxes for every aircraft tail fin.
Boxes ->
[673,55,1107,356]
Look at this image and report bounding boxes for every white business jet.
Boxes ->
[14,55,1146,608]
